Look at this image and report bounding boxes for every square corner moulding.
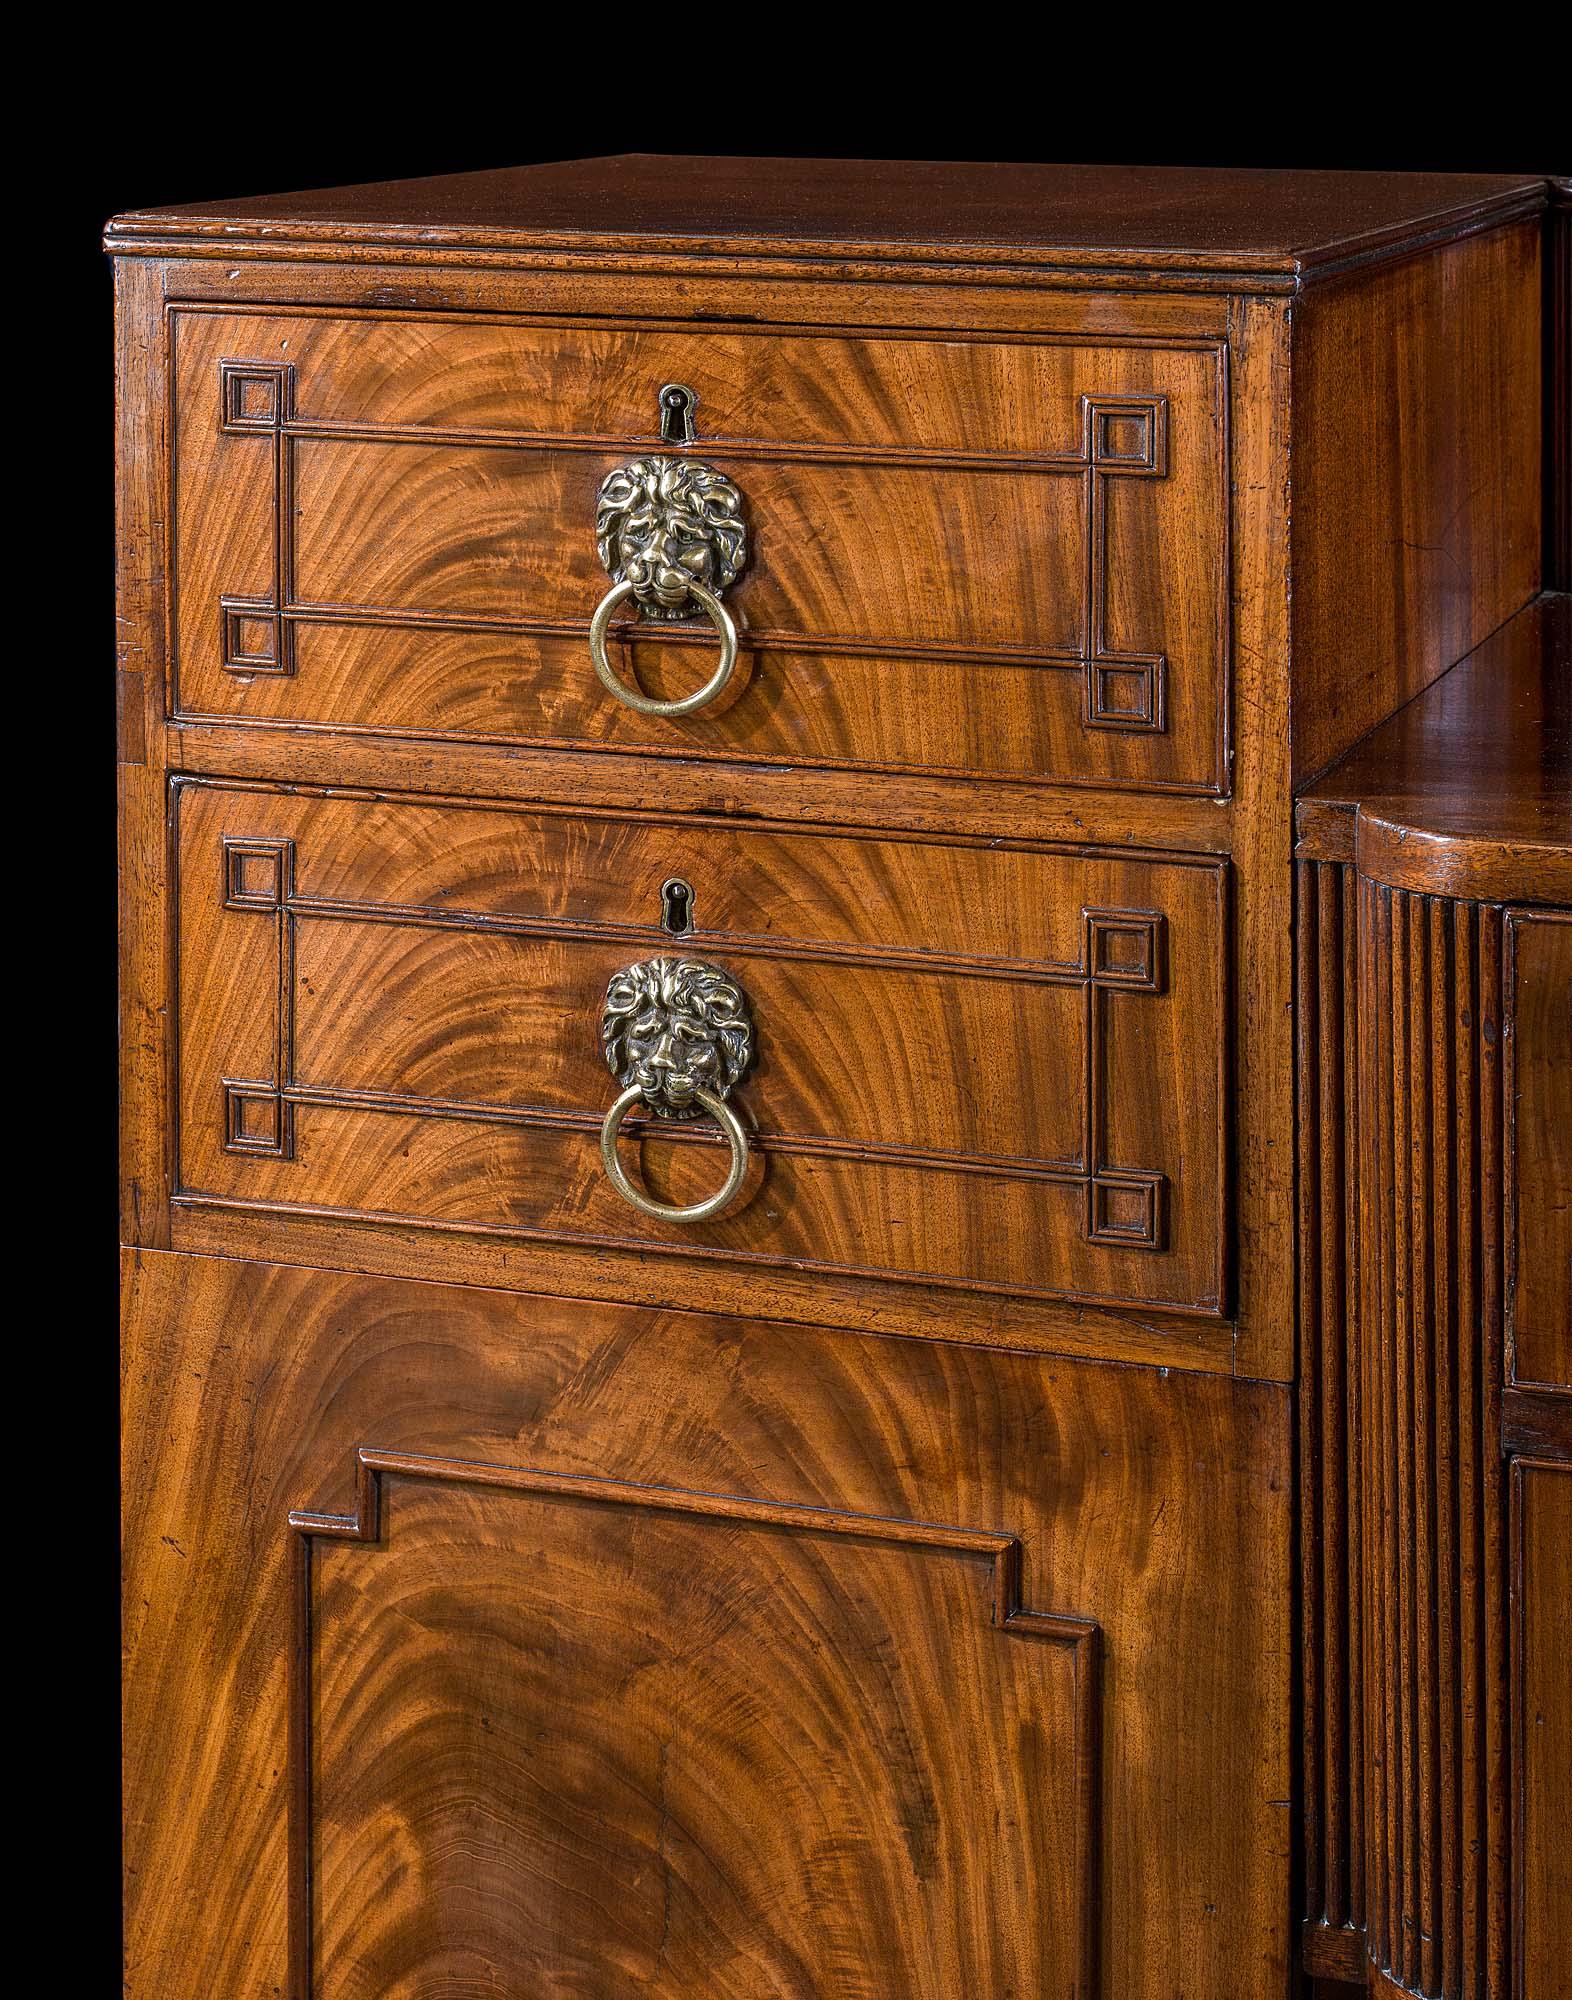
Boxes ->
[114,156,1572,1999]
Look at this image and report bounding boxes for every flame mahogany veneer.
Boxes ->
[114,158,1569,1998]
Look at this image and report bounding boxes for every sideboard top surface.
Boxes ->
[103,154,1551,286]
[1296,593,1572,902]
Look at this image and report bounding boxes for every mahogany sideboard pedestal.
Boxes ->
[113,158,1571,1999]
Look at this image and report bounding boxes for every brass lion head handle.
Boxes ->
[598,955,757,1223]
[589,453,750,717]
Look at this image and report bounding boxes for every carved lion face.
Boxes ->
[595,456,748,619]
[601,956,755,1117]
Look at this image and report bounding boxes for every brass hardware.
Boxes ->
[658,382,698,443]
[599,954,755,1223]
[588,453,748,716]
[589,576,737,717]
[659,878,695,935]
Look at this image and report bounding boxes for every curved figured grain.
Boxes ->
[174,780,1229,1315]
[121,1248,1293,2000]
[170,308,1228,793]
[1356,881,1508,1999]
[297,1453,1097,2000]
[183,310,1191,457]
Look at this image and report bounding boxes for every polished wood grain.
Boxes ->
[116,254,174,1248]
[1548,179,1571,590]
[171,308,1228,793]
[172,780,1229,1314]
[1296,593,1572,903]
[1225,291,1300,1401]
[1296,700,1570,1994]
[1295,858,1366,1983]
[1290,220,1544,787]
[1512,1459,1572,1997]
[1356,882,1510,1998]
[115,162,1571,1999]
[304,1452,1096,1999]
[120,203,1478,1396]
[122,1247,1292,2000]
[1505,910,1572,1393]
[105,155,1550,291]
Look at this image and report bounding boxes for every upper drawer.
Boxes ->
[170,309,1230,794]
[172,780,1230,1316]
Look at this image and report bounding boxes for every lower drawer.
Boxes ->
[122,1248,1291,2000]
[172,778,1230,1315]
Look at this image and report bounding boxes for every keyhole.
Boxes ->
[660,878,694,934]
[659,383,698,444]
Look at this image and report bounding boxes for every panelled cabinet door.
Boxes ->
[122,1251,1292,2000]
[1506,910,1572,1996]
[303,1454,1094,1998]
[1512,1459,1572,1998]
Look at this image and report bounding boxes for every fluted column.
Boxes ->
[1354,880,1509,2000]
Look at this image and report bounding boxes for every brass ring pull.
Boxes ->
[599,1082,749,1222]
[590,451,749,719]
[588,575,739,717]
[598,954,756,1225]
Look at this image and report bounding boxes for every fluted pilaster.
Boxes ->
[1355,882,1509,1999]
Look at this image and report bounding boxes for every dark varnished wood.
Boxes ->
[1355,884,1510,1998]
[1289,221,1544,788]
[106,155,1550,291]
[1511,1459,1572,1997]
[1297,856,1571,1998]
[115,160,1571,1998]
[1548,180,1571,589]
[1297,594,1572,902]
[303,1452,1097,1998]
[1295,593,1570,1995]
[170,307,1229,794]
[1295,858,1367,1980]
[172,779,1230,1316]
[1307,871,1514,1996]
[122,1247,1292,2000]
[1506,910,1572,1395]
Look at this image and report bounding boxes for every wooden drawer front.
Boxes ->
[171,309,1228,793]
[173,782,1230,1314]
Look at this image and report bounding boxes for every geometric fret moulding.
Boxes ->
[214,359,1173,735]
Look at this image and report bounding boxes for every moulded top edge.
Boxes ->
[102,156,1553,291]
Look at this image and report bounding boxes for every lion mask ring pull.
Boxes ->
[588,452,749,718]
[598,955,756,1223]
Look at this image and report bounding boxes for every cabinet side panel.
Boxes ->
[1227,294,1296,1380]
[116,256,174,1247]
[1547,181,1571,589]
[1290,220,1542,787]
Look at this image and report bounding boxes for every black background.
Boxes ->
[76,59,1568,270]
[83,107,1566,247]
